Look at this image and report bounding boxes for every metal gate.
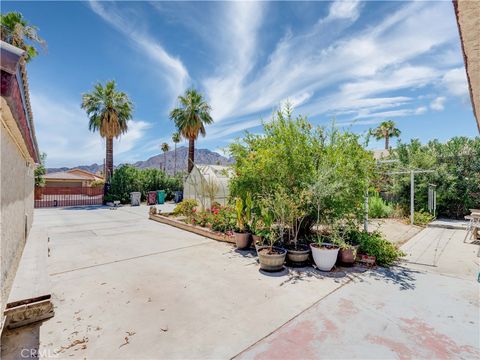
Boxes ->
[34,186,103,208]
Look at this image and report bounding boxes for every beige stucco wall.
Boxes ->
[0,120,35,328]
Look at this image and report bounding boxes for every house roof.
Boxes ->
[0,41,40,163]
[372,149,390,160]
[453,0,480,132]
[43,172,88,181]
[67,169,104,180]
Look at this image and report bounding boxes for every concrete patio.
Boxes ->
[1,205,479,359]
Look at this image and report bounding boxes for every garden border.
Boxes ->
[149,213,236,244]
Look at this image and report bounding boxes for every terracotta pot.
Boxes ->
[286,244,310,265]
[234,232,252,249]
[252,234,262,246]
[337,246,358,265]
[310,243,339,271]
[258,247,287,272]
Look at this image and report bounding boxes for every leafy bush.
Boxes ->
[385,137,480,219]
[108,165,183,203]
[172,199,198,218]
[229,105,374,232]
[348,230,405,266]
[414,210,434,226]
[368,194,393,218]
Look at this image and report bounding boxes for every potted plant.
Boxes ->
[285,190,311,266]
[337,242,358,265]
[310,236,340,271]
[233,194,252,249]
[257,192,287,271]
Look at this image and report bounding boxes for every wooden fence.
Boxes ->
[34,186,103,208]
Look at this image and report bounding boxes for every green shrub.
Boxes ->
[108,165,183,204]
[347,230,405,266]
[368,194,393,218]
[386,137,480,219]
[173,199,198,218]
[229,105,375,229]
[414,210,434,226]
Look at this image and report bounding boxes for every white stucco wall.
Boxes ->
[0,122,35,326]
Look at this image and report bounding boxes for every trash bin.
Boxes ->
[157,190,166,204]
[174,191,183,203]
[147,191,157,205]
[130,192,141,206]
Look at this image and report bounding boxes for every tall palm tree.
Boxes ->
[81,80,133,182]
[172,132,181,174]
[0,12,46,62]
[161,142,170,172]
[370,120,401,150]
[169,89,213,173]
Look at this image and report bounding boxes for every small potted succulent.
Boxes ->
[233,194,252,249]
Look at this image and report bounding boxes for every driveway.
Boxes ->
[2,206,479,359]
[2,205,353,359]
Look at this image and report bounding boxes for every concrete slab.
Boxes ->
[402,227,479,280]
[1,205,351,359]
[236,267,480,360]
[369,218,423,245]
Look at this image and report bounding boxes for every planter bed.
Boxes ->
[149,213,235,244]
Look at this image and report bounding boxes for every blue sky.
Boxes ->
[3,1,477,167]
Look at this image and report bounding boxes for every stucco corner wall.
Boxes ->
[0,121,35,329]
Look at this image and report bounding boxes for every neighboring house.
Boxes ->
[0,41,41,330]
[183,164,233,210]
[372,149,390,161]
[43,169,104,188]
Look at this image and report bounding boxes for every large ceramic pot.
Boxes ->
[337,246,358,265]
[258,247,287,272]
[310,243,340,271]
[252,234,262,246]
[286,244,310,266]
[234,232,252,249]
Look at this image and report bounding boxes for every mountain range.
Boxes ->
[46,147,233,175]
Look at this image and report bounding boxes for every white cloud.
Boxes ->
[441,67,469,97]
[203,1,265,121]
[326,0,362,22]
[202,0,458,130]
[89,1,189,98]
[415,106,428,115]
[31,92,150,167]
[430,96,446,111]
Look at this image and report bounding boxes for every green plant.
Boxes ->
[1,12,46,61]
[369,120,401,150]
[81,81,133,182]
[169,89,213,173]
[173,199,198,218]
[229,105,374,232]
[384,137,480,219]
[414,210,435,226]
[368,194,393,218]
[350,230,405,266]
[107,165,182,204]
[34,152,47,187]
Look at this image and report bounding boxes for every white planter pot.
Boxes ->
[310,243,339,271]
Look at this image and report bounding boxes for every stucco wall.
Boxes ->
[0,122,34,322]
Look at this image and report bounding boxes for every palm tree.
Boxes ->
[0,12,46,62]
[172,132,181,174]
[169,89,213,173]
[161,142,170,172]
[81,80,133,182]
[370,120,401,150]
